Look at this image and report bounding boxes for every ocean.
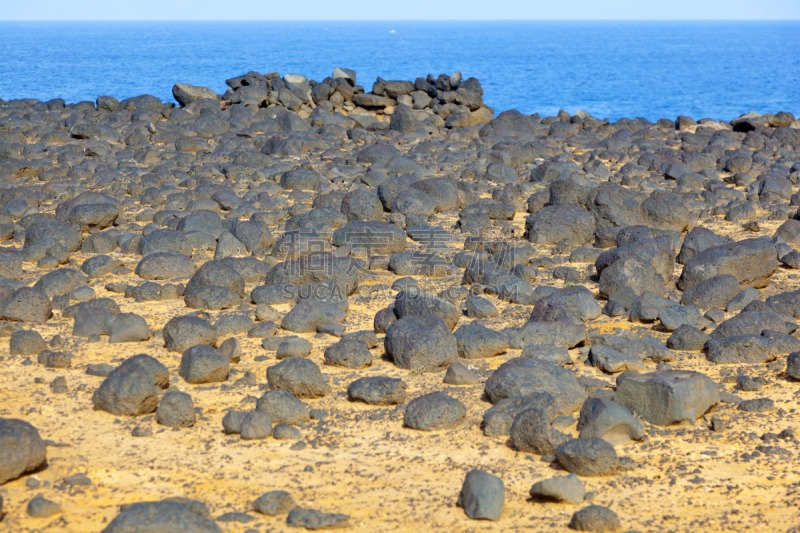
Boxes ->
[0,21,798,122]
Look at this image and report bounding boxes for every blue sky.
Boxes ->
[3,0,799,20]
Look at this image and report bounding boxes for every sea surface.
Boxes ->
[0,21,798,122]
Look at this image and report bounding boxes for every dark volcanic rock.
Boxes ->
[454,323,509,359]
[101,500,220,533]
[0,418,47,485]
[457,469,504,521]
[598,257,664,299]
[281,299,347,333]
[526,205,596,246]
[394,291,460,330]
[109,313,151,343]
[27,494,62,518]
[504,320,587,349]
[667,325,710,351]
[521,344,571,366]
[156,390,196,428]
[589,345,645,373]
[92,354,169,416]
[484,358,586,413]
[530,474,586,504]
[347,376,407,405]
[577,398,644,444]
[179,345,230,384]
[510,408,570,454]
[403,392,466,430]
[323,339,372,369]
[267,357,331,399]
[443,361,480,385]
[595,235,674,286]
[680,274,741,309]
[286,507,350,530]
[0,287,52,323]
[788,351,800,380]
[678,237,777,291]
[163,315,217,353]
[765,289,800,318]
[555,438,619,477]
[240,411,273,440]
[332,221,406,255]
[9,329,46,355]
[569,505,621,532]
[136,252,195,280]
[253,490,296,516]
[482,393,557,437]
[256,389,310,425]
[614,370,719,426]
[385,315,458,372]
[705,335,781,364]
[710,311,794,339]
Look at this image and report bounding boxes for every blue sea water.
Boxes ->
[0,21,798,122]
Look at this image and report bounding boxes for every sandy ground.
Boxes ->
[2,169,800,533]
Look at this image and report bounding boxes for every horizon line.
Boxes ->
[2,18,799,22]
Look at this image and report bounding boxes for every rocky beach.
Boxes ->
[0,68,799,532]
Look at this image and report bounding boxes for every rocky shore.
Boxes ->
[0,68,799,532]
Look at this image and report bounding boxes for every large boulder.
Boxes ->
[340,189,384,222]
[595,235,674,286]
[525,205,595,246]
[323,339,372,369]
[534,286,601,323]
[705,335,782,364]
[641,192,689,232]
[588,183,645,229]
[482,393,557,437]
[504,320,587,349]
[332,221,406,256]
[394,291,460,331]
[389,104,425,133]
[457,470,504,521]
[678,237,778,291]
[135,252,195,280]
[179,345,229,384]
[281,299,347,333]
[0,418,47,485]
[267,357,331,398]
[185,260,245,299]
[614,370,719,426]
[0,287,52,323]
[710,310,794,339]
[484,358,586,414]
[384,315,458,372]
[24,218,82,252]
[347,376,407,405]
[92,354,169,416]
[555,438,619,477]
[510,408,570,454]
[137,229,192,257]
[101,500,220,533]
[677,227,732,265]
[577,398,644,444]
[765,289,800,318]
[598,257,664,298]
[679,274,740,309]
[403,392,466,430]
[454,323,509,359]
[172,83,217,106]
[266,253,360,296]
[255,389,310,425]
[163,315,217,353]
